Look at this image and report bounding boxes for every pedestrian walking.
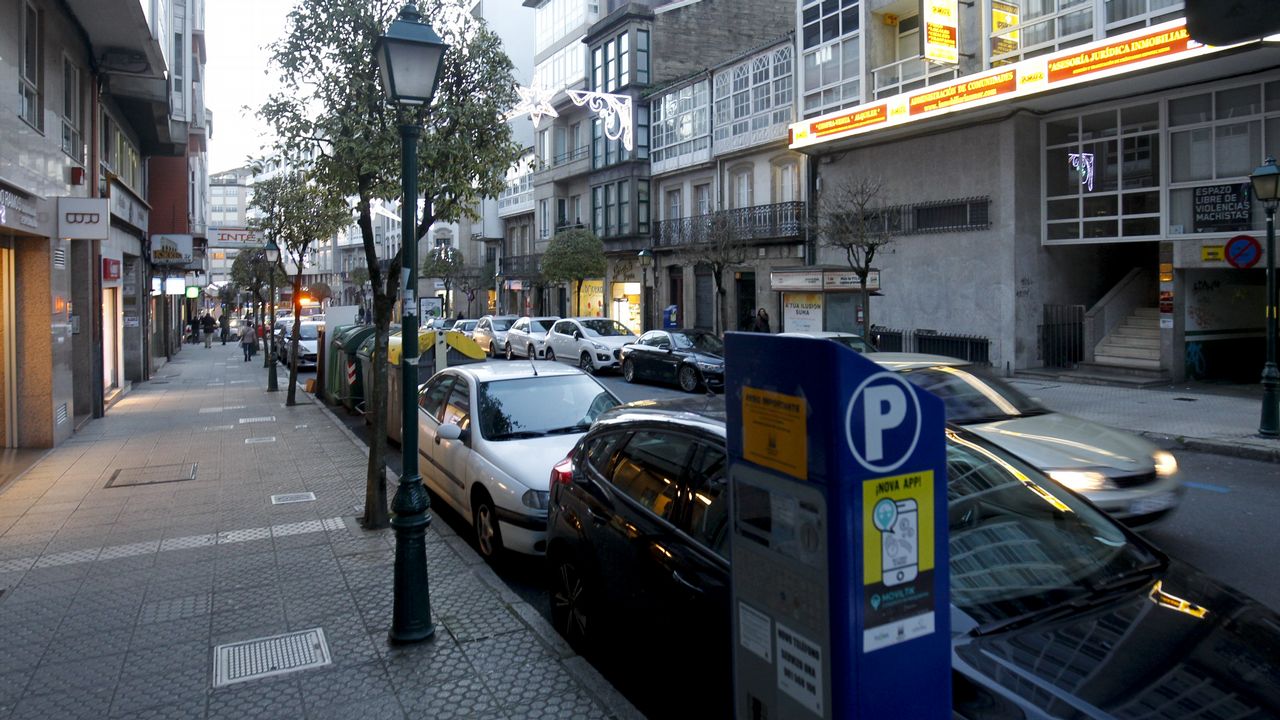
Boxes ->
[200,312,216,348]
[219,313,230,345]
[187,317,199,344]
[240,321,256,361]
[751,307,771,333]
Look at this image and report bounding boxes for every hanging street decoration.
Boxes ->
[567,90,633,152]
[1068,151,1095,192]
[508,85,635,152]
[509,84,559,128]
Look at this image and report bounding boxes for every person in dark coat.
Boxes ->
[219,313,230,345]
[750,307,771,333]
[200,312,216,348]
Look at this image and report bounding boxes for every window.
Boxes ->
[419,376,455,422]
[716,45,795,144]
[536,0,592,54]
[651,80,710,165]
[592,186,604,235]
[604,184,616,236]
[1104,0,1182,35]
[638,180,650,233]
[19,0,42,130]
[637,30,650,84]
[609,431,696,520]
[593,46,604,92]
[534,42,587,94]
[582,431,628,477]
[618,32,629,88]
[731,167,753,209]
[800,0,859,118]
[592,107,647,168]
[540,199,549,239]
[62,58,82,163]
[1044,103,1160,242]
[683,445,728,556]
[172,32,185,115]
[772,161,798,203]
[989,0,1095,67]
[667,189,683,220]
[592,180,637,238]
[604,39,616,92]
[694,183,712,215]
[618,180,630,235]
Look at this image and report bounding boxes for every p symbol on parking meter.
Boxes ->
[846,372,922,473]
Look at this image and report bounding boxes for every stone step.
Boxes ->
[1131,307,1161,318]
[1119,316,1160,329]
[1094,353,1163,370]
[1101,333,1160,349]
[1111,324,1159,339]
[1096,342,1160,360]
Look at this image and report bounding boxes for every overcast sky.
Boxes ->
[205,0,295,174]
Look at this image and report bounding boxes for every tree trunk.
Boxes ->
[358,187,396,531]
[714,269,727,336]
[287,272,302,406]
[860,281,871,339]
[575,279,583,316]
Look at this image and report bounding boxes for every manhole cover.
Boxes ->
[270,492,316,505]
[212,628,331,687]
[106,463,198,488]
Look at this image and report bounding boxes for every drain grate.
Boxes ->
[270,492,316,505]
[1174,397,1198,402]
[212,628,331,687]
[106,463,198,488]
[239,416,275,424]
[245,437,276,445]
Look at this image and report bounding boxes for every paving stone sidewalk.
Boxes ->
[0,345,640,720]
[1010,376,1280,462]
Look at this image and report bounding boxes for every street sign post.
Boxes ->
[725,333,950,719]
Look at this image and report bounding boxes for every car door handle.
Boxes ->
[672,569,704,595]
[585,506,609,525]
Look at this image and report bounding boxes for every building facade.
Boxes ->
[791,0,1278,382]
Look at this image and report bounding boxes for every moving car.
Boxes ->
[545,318,637,374]
[778,330,877,352]
[871,353,1183,526]
[282,320,323,369]
[619,328,724,392]
[472,315,518,358]
[505,316,560,360]
[546,398,1280,720]
[416,363,620,560]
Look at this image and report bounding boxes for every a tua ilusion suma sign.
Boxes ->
[790,18,1264,150]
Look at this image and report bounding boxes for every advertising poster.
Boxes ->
[783,293,824,333]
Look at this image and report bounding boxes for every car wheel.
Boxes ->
[622,358,637,383]
[550,552,595,651]
[472,491,504,560]
[579,352,595,374]
[545,347,556,362]
[678,365,701,393]
[487,340,497,358]
[505,343,514,361]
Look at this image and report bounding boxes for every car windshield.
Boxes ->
[478,375,620,440]
[530,319,554,333]
[945,431,1160,628]
[457,321,476,330]
[830,335,875,353]
[899,365,1047,423]
[580,319,633,337]
[491,318,513,331]
[298,325,320,340]
[671,332,724,355]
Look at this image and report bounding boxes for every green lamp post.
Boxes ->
[1249,156,1280,437]
[264,238,280,392]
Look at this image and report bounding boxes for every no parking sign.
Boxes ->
[1226,234,1262,269]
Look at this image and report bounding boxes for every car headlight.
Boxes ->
[591,342,606,351]
[1047,470,1108,492]
[521,489,550,510]
[1153,451,1178,477]
[696,361,721,373]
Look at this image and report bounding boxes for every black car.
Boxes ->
[546,398,1280,720]
[619,329,724,393]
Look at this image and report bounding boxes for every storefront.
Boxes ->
[109,183,150,386]
[609,281,641,334]
[771,267,878,334]
[573,279,604,317]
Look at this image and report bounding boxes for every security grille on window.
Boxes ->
[20,0,42,130]
[800,0,860,118]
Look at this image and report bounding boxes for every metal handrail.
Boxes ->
[652,202,805,247]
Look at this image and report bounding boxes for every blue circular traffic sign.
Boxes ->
[1225,234,1262,269]
[845,372,922,473]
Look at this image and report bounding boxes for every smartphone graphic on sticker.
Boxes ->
[882,499,918,587]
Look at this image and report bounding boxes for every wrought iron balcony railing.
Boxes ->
[653,201,805,248]
[502,253,543,278]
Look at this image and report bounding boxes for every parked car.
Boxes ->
[545,318,637,374]
[619,328,724,392]
[505,316,560,360]
[451,319,478,337]
[472,315,518,358]
[416,363,620,560]
[546,398,1280,720]
[282,320,323,370]
[778,330,877,352]
[870,353,1183,526]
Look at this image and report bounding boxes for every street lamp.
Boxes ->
[377,2,448,646]
[638,248,653,332]
[265,238,280,392]
[1250,156,1280,437]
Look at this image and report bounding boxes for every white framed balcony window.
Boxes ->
[988,0,1094,67]
[715,45,794,149]
[800,0,860,118]
[1104,0,1183,36]
[651,80,710,167]
[62,57,83,163]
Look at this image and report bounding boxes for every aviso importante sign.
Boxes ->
[1193,184,1251,233]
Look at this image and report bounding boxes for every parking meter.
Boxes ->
[724,333,949,719]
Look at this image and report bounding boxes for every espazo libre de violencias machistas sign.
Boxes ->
[1193,183,1251,233]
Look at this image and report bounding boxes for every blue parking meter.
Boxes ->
[725,333,949,719]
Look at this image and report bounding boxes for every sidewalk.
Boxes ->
[0,344,640,720]
[1010,375,1280,463]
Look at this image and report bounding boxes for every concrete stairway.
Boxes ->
[1094,307,1161,370]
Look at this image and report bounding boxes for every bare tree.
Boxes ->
[812,177,896,338]
[680,213,750,334]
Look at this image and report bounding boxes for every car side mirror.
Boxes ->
[437,423,467,444]
[574,330,583,340]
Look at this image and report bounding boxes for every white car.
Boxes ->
[451,319,478,337]
[472,315,518,358]
[778,330,877,353]
[504,316,560,360]
[282,320,323,369]
[416,363,621,559]
[545,318,637,373]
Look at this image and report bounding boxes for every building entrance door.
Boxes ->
[102,287,120,392]
[735,271,756,331]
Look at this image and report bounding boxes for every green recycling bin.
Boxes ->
[351,324,400,421]
[328,324,375,409]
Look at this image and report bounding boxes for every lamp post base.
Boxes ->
[388,473,435,645]
[1260,362,1279,437]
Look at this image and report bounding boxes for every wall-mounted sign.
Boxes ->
[770,271,824,291]
[1224,234,1262,269]
[185,286,200,299]
[990,0,1019,58]
[0,184,41,231]
[923,0,959,65]
[824,270,880,291]
[1201,245,1224,261]
[1192,184,1251,233]
[791,19,1231,150]
[150,234,194,265]
[208,227,263,247]
[164,277,186,295]
[57,197,109,239]
[102,258,121,281]
[109,183,149,231]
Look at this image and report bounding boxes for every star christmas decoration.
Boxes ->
[509,85,559,128]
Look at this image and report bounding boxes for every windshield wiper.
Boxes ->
[488,430,547,440]
[544,423,591,435]
[971,561,1163,637]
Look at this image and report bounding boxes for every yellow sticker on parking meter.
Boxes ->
[742,387,807,480]
[861,470,937,652]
